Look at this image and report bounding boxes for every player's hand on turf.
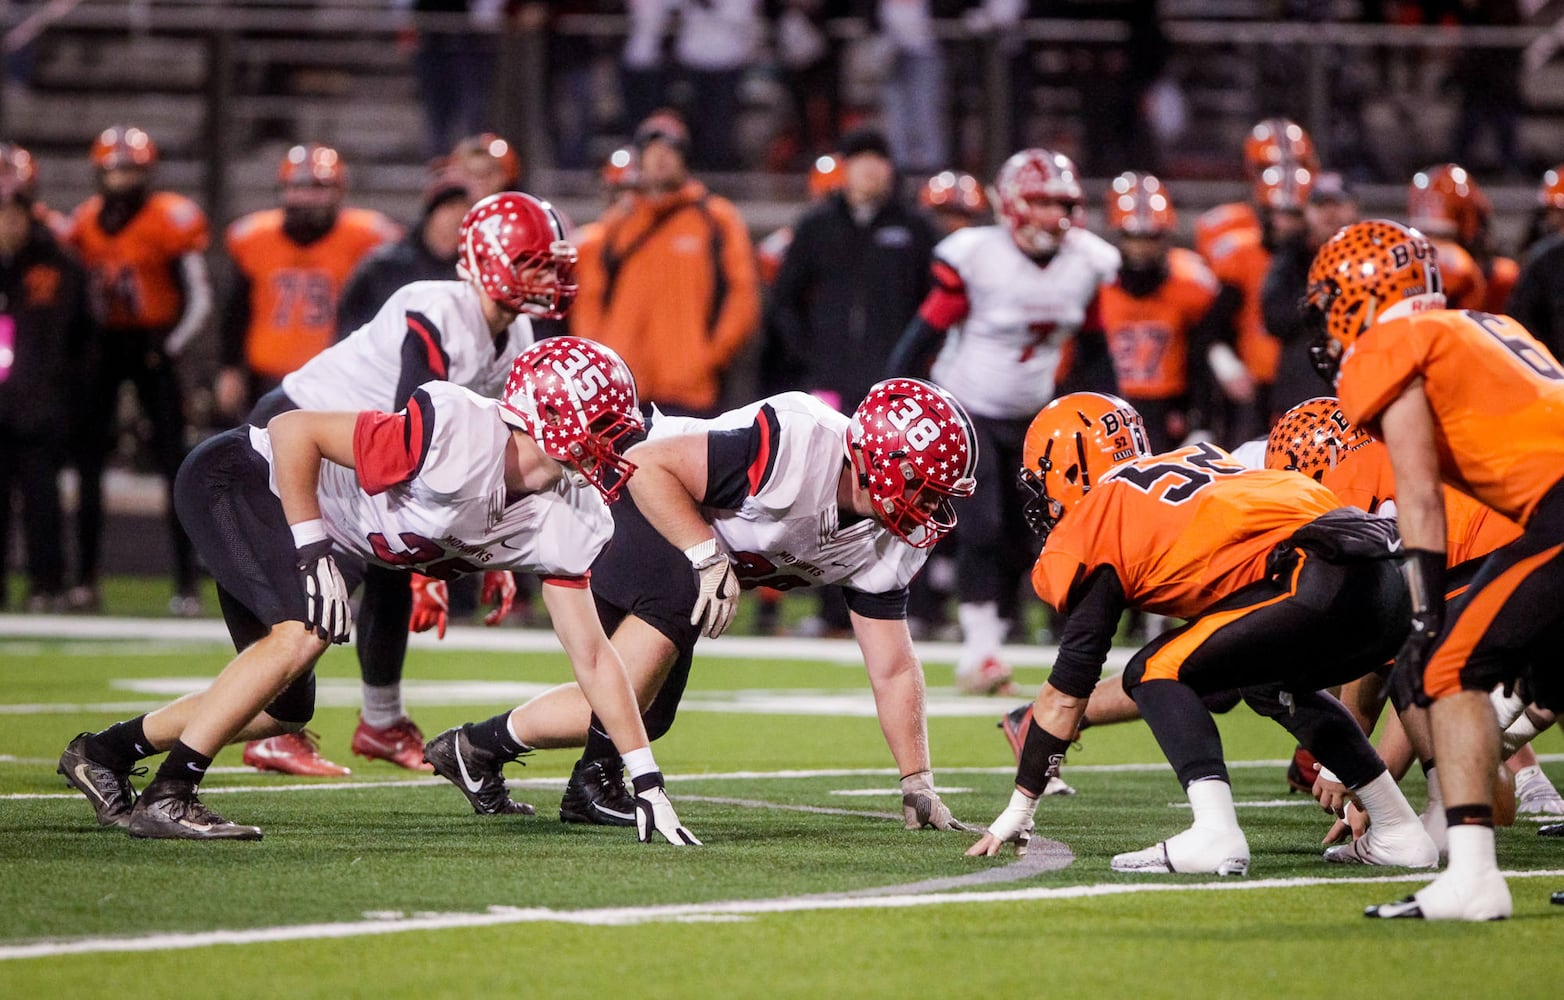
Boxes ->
[901,770,973,832]
[687,542,739,639]
[1323,800,1369,845]
[408,574,450,638]
[966,788,1038,857]
[634,781,702,846]
[480,570,516,627]
[297,538,352,643]
[1311,766,1353,818]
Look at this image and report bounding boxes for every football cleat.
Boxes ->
[242,731,351,777]
[1323,824,1439,868]
[167,593,203,618]
[956,657,1019,696]
[58,733,140,828]
[1042,775,1077,797]
[999,704,1032,763]
[1112,826,1249,876]
[1285,746,1320,794]
[1539,822,1564,837]
[1365,871,1511,921]
[126,780,263,841]
[423,726,534,816]
[1514,765,1564,815]
[559,758,637,827]
[351,715,434,771]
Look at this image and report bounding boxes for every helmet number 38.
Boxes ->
[885,398,941,452]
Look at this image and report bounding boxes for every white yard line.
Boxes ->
[4,868,1562,961]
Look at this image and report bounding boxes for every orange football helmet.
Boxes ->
[1539,163,1564,210]
[1106,171,1176,235]
[1255,163,1314,212]
[1265,397,1374,482]
[278,143,346,188]
[1303,219,1446,383]
[920,170,988,217]
[1408,163,1488,245]
[601,146,640,192]
[452,132,522,197]
[1243,118,1318,181]
[0,143,37,201]
[1019,392,1150,539]
[90,126,157,170]
[809,154,845,199]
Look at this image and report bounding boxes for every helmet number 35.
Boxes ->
[885,397,941,452]
[550,347,609,400]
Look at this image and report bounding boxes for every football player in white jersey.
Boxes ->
[420,378,979,831]
[886,149,1121,697]
[57,338,698,846]
[235,192,570,778]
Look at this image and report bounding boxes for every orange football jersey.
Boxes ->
[1207,229,1277,382]
[69,191,208,331]
[1099,247,1220,400]
[1194,201,1260,263]
[1481,255,1518,316]
[226,206,399,380]
[1430,237,1487,312]
[1339,309,1564,527]
[1031,443,1341,620]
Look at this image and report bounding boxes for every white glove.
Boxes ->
[686,539,739,639]
[634,782,702,846]
[984,788,1040,856]
[296,538,352,643]
[901,770,973,831]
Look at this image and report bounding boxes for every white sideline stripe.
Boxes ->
[5,868,1563,961]
[0,613,1120,669]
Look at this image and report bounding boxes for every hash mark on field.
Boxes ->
[5,868,1561,960]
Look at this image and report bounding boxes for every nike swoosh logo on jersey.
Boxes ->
[454,732,486,793]
[74,764,109,805]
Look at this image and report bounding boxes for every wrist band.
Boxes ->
[683,538,721,568]
[291,518,328,548]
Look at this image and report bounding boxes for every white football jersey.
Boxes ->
[249,381,609,579]
[930,224,1120,419]
[281,280,532,411]
[652,392,929,595]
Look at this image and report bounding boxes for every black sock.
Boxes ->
[86,715,152,770]
[154,740,214,786]
[465,713,527,760]
[581,714,617,764]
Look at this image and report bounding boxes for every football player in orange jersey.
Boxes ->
[920,169,989,238]
[450,131,521,200]
[1099,171,1248,451]
[67,125,212,615]
[1507,163,1564,355]
[216,144,400,420]
[1407,164,1488,311]
[1193,117,1318,263]
[1307,219,1564,920]
[967,392,1436,874]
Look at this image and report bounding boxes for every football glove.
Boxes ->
[901,770,973,831]
[983,788,1040,855]
[297,538,352,643]
[408,574,450,638]
[480,570,516,627]
[632,776,702,846]
[686,540,739,640]
[1388,548,1446,710]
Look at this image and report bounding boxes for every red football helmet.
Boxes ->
[1265,397,1374,482]
[1243,117,1318,181]
[1106,171,1176,235]
[279,143,346,189]
[0,143,37,202]
[1408,163,1487,245]
[1541,164,1564,210]
[1304,219,1445,384]
[920,170,988,218]
[809,154,845,200]
[458,192,578,320]
[499,337,644,502]
[993,148,1085,255]
[452,132,521,198]
[846,378,977,549]
[1019,392,1150,539]
[90,126,157,170]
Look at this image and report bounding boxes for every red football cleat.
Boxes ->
[351,715,434,771]
[1286,746,1320,794]
[243,731,351,777]
[999,704,1034,764]
[956,657,1020,696]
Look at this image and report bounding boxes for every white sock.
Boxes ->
[1501,710,1549,758]
[956,601,1006,676]
[361,683,404,729]
[620,745,659,779]
[506,711,529,751]
[1186,777,1240,833]
[1352,770,1420,830]
[1444,823,1499,879]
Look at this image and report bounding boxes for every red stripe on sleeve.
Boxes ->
[918,261,969,329]
[541,573,591,589]
[746,412,774,495]
[407,313,449,380]
[353,408,421,495]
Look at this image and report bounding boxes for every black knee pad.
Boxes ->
[263,670,317,725]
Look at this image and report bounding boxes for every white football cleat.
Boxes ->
[1042,775,1076,797]
[1365,870,1512,921]
[1324,823,1439,868]
[1112,826,1249,876]
[1514,766,1564,815]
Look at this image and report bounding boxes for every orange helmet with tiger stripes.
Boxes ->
[1265,397,1374,482]
[1106,171,1176,235]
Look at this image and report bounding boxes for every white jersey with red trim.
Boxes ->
[248,380,608,580]
[930,224,1120,419]
[280,280,533,411]
[651,391,929,594]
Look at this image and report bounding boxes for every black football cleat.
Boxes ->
[559,758,637,827]
[126,780,262,841]
[1539,822,1564,837]
[58,733,140,828]
[423,726,533,815]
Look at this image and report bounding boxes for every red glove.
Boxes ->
[408,574,449,638]
[481,570,517,627]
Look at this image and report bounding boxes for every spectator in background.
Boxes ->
[1261,171,1359,414]
[868,0,947,176]
[449,131,522,200]
[1447,0,1523,177]
[0,146,95,613]
[67,126,211,616]
[398,0,503,160]
[675,0,760,171]
[215,145,400,421]
[771,0,842,167]
[1508,163,1564,357]
[571,110,759,417]
[621,0,676,130]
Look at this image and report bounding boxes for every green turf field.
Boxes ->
[2,616,1561,998]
